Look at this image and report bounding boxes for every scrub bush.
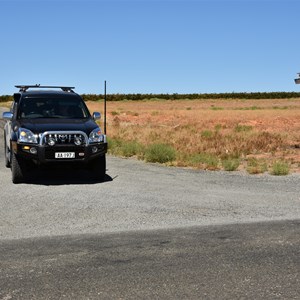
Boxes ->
[144,143,176,163]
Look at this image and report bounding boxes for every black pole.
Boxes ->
[104,80,107,134]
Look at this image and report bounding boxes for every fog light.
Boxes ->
[74,136,82,146]
[48,137,56,146]
[30,147,37,154]
[23,146,30,150]
[92,146,98,153]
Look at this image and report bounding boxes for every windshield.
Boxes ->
[18,97,90,119]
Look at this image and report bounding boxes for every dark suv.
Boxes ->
[2,85,107,183]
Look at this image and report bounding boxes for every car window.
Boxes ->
[18,97,90,119]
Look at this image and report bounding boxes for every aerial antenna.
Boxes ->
[104,80,107,135]
[295,73,300,84]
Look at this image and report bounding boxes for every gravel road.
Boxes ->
[0,107,300,240]
[1,107,300,299]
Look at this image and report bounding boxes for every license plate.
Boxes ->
[55,152,75,159]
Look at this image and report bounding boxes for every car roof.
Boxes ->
[18,90,81,99]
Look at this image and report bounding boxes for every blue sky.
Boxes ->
[0,0,300,95]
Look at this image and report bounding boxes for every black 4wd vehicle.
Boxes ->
[2,85,107,183]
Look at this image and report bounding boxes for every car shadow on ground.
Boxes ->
[26,166,113,186]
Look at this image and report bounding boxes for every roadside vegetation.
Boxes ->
[1,94,299,175]
[93,97,300,175]
[270,161,290,176]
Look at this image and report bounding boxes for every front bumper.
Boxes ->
[12,141,107,164]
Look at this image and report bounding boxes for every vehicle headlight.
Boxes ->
[89,127,104,143]
[18,128,38,144]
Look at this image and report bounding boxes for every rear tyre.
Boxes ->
[11,153,27,184]
[91,155,106,181]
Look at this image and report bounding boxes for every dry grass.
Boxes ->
[2,98,299,173]
[87,98,300,173]
[1,102,12,109]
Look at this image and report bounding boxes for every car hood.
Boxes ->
[17,118,98,135]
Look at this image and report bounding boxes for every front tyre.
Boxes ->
[91,155,106,181]
[11,153,27,184]
[4,138,10,168]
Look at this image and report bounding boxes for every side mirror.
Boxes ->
[2,112,13,120]
[93,112,101,120]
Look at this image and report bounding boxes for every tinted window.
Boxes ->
[18,97,90,119]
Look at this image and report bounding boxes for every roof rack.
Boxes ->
[15,84,75,92]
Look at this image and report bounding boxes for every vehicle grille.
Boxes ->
[40,132,88,146]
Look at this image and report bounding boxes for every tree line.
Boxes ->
[1,92,300,103]
[81,92,300,101]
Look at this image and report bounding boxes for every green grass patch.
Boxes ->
[107,137,123,155]
[234,124,253,132]
[249,106,261,110]
[210,106,224,111]
[107,137,143,157]
[272,106,288,110]
[235,106,263,110]
[214,124,222,132]
[246,158,268,174]
[201,130,214,139]
[270,161,290,176]
[120,140,144,157]
[111,111,120,116]
[222,158,240,171]
[189,153,219,170]
[151,111,160,116]
[126,111,139,116]
[144,143,176,163]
